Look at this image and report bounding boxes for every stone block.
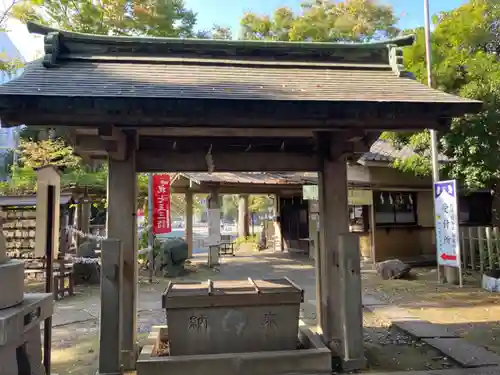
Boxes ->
[0,293,53,346]
[0,326,45,375]
[0,260,24,310]
[137,325,332,375]
[395,320,459,339]
[375,259,411,280]
[423,338,500,368]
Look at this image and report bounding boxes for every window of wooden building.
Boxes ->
[374,191,417,225]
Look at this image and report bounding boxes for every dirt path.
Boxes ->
[31,251,499,374]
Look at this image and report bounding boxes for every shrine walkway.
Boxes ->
[45,249,500,374]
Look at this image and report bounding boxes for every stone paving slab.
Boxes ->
[363,296,460,338]
[423,338,500,368]
[51,308,95,327]
[395,319,460,339]
[362,294,388,307]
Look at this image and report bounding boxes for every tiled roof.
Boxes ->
[0,23,480,111]
[179,139,444,185]
[0,193,73,207]
[182,172,316,186]
[0,59,477,105]
[359,138,448,164]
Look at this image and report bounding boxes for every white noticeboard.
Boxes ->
[302,185,318,200]
[434,180,461,268]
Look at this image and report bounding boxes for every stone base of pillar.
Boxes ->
[121,345,139,371]
[328,341,367,372]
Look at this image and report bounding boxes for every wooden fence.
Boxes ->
[460,226,500,273]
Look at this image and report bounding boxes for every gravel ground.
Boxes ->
[361,309,459,373]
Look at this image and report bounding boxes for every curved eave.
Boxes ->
[27,21,415,50]
[27,22,414,67]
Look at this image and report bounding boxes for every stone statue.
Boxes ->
[160,237,188,277]
[76,240,98,258]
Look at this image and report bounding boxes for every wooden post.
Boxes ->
[80,199,91,235]
[272,195,283,252]
[43,184,56,375]
[369,199,377,264]
[106,135,138,370]
[35,165,61,258]
[486,226,494,271]
[494,227,500,270]
[338,233,366,370]
[185,191,194,258]
[478,227,486,274]
[468,227,476,270]
[460,227,468,270]
[56,210,70,300]
[318,155,349,346]
[238,194,250,238]
[208,188,220,267]
[98,239,123,375]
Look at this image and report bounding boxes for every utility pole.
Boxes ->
[424,0,458,284]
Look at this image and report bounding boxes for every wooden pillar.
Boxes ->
[80,200,91,234]
[272,195,283,252]
[106,137,137,371]
[317,143,365,370]
[75,200,91,247]
[185,191,194,258]
[318,157,348,344]
[308,200,320,260]
[369,198,377,264]
[338,233,366,370]
[238,194,249,238]
[34,165,61,258]
[208,189,220,267]
[98,239,123,375]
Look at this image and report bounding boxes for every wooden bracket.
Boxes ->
[98,127,126,161]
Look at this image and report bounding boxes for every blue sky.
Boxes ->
[3,0,469,61]
[186,0,469,36]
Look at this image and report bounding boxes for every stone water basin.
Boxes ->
[136,324,332,375]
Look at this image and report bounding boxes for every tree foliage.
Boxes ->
[240,0,399,42]
[12,0,199,37]
[0,1,24,74]
[198,25,232,40]
[384,0,500,190]
[3,0,210,200]
[0,138,109,194]
[18,138,79,169]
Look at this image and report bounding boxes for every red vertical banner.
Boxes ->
[152,174,172,234]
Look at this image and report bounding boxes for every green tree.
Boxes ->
[240,0,399,42]
[249,195,273,214]
[12,0,198,37]
[0,1,24,75]
[384,0,500,190]
[6,0,207,201]
[198,25,232,40]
